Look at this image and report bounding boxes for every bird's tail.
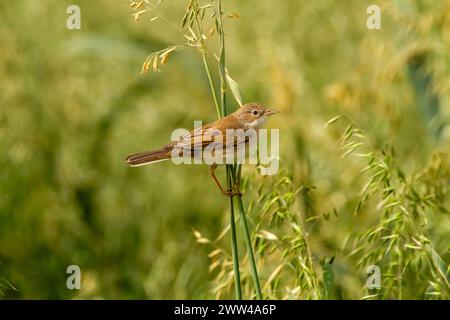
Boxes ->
[125,145,173,167]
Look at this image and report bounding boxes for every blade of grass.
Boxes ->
[216,0,262,299]
[193,10,221,119]
[235,193,263,299]
[231,167,263,299]
[227,166,242,299]
[194,0,242,299]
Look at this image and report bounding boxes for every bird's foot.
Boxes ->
[223,188,242,197]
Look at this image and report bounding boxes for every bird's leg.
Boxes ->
[209,164,240,197]
[209,164,231,196]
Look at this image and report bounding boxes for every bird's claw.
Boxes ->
[223,189,242,197]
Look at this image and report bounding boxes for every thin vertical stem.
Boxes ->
[217,4,227,117]
[201,52,242,301]
[195,0,241,299]
[296,207,321,299]
[227,166,242,299]
[217,0,262,299]
[216,4,243,298]
[236,195,263,299]
[193,7,221,119]
[232,170,263,299]
[201,54,221,119]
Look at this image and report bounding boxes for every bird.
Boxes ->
[125,102,279,196]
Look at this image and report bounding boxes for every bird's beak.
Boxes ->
[264,109,279,116]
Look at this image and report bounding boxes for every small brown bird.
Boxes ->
[125,102,278,196]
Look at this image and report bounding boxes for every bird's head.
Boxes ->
[233,103,279,128]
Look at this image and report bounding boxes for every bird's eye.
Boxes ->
[251,110,259,116]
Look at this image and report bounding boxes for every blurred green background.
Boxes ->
[0,0,449,299]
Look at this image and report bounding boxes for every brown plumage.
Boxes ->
[124,144,173,166]
[125,102,278,195]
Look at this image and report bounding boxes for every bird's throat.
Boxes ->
[246,117,267,129]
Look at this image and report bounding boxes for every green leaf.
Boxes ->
[226,74,244,106]
[181,10,189,28]
[427,245,450,285]
[321,256,335,299]
[325,115,341,127]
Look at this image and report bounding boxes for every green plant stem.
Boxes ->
[195,0,242,299]
[227,166,242,299]
[296,206,321,299]
[235,194,263,299]
[202,53,242,300]
[194,9,221,119]
[231,168,263,299]
[217,0,227,118]
[201,54,221,119]
[216,0,243,299]
[216,0,262,299]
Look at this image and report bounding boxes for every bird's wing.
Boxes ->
[175,125,222,151]
[173,115,253,151]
